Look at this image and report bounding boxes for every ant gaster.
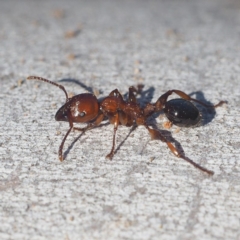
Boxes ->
[27,76,226,175]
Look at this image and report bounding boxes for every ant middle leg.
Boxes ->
[128,84,144,103]
[145,125,214,175]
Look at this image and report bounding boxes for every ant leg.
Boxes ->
[60,114,104,161]
[128,87,137,103]
[155,90,227,111]
[106,114,119,160]
[170,90,227,108]
[74,113,104,132]
[108,85,143,103]
[212,100,227,108]
[145,125,214,175]
[58,126,73,162]
[128,84,144,103]
[58,114,75,161]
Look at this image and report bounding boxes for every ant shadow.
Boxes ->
[59,78,103,96]
[63,130,85,160]
[59,78,94,93]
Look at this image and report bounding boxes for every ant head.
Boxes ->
[27,76,99,123]
[55,93,99,123]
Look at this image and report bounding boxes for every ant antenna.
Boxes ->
[27,76,69,102]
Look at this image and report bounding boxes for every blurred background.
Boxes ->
[0,0,239,239]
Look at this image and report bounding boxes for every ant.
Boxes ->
[27,76,226,175]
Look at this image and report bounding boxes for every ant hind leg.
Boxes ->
[156,90,227,110]
[145,125,214,175]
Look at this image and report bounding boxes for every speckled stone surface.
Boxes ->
[0,0,240,239]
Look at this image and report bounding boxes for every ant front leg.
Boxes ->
[106,113,119,160]
[145,125,214,175]
[58,114,74,161]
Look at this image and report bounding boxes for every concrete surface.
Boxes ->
[0,0,240,239]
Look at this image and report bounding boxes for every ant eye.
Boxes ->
[79,111,86,117]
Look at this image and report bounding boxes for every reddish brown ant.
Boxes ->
[27,76,226,175]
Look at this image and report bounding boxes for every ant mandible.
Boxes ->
[27,76,226,175]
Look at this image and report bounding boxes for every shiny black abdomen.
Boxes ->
[163,99,201,127]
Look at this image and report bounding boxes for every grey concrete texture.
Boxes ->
[0,0,240,239]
